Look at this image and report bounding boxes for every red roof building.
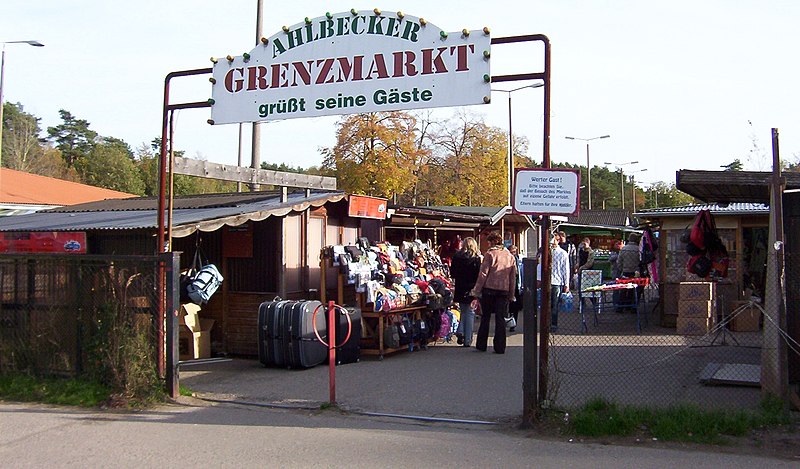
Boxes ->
[0,168,134,215]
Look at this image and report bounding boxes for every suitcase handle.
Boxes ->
[311,303,352,349]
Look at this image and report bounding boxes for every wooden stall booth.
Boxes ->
[635,203,769,328]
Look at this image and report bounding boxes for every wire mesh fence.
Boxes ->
[0,254,164,378]
[545,277,794,411]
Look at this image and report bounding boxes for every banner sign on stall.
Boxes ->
[348,195,388,220]
[513,168,581,216]
[0,232,87,254]
[210,10,491,125]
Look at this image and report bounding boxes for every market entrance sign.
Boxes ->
[210,10,491,124]
[513,168,581,216]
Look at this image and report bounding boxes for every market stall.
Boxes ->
[320,238,456,359]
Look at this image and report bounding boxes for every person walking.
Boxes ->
[451,237,482,347]
[470,232,517,354]
[507,245,523,333]
[558,231,578,288]
[550,236,570,333]
[615,233,642,312]
[576,237,595,275]
[576,237,596,310]
[608,239,624,309]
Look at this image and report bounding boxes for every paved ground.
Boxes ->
[2,401,797,468]
[180,307,764,421]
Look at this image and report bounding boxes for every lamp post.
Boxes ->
[0,40,44,168]
[564,134,610,209]
[604,160,639,210]
[629,169,648,213]
[602,196,616,210]
[491,82,544,206]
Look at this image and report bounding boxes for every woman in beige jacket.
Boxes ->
[469,231,517,354]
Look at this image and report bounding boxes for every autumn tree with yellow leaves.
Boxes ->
[321,112,422,199]
[324,111,516,206]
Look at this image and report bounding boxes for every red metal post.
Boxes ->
[327,300,336,404]
[156,67,212,377]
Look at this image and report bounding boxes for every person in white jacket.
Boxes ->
[550,236,570,333]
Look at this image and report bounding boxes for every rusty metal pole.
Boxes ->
[490,33,552,416]
[538,36,552,409]
[157,68,212,376]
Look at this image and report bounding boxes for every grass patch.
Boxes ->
[0,373,110,407]
[179,385,194,397]
[569,396,791,445]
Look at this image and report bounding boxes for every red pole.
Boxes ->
[327,300,336,405]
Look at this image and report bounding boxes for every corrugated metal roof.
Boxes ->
[676,170,800,203]
[389,205,533,229]
[0,168,135,205]
[390,205,490,221]
[0,190,348,237]
[425,206,507,218]
[566,209,630,227]
[48,190,288,212]
[635,202,769,217]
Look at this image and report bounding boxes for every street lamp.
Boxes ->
[604,160,639,210]
[629,169,648,213]
[0,40,44,168]
[491,82,544,206]
[601,196,616,210]
[564,134,610,209]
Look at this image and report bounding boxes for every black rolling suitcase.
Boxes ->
[258,299,292,367]
[284,300,327,369]
[330,306,361,365]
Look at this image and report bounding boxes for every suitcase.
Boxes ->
[258,299,292,367]
[284,300,327,369]
[330,306,361,365]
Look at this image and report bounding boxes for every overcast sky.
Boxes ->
[3,0,798,188]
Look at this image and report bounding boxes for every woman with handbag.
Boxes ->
[469,232,517,354]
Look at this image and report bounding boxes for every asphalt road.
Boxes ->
[1,401,795,468]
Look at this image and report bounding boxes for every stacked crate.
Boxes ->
[729,300,761,332]
[676,282,716,335]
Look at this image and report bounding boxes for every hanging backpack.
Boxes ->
[384,322,401,349]
[684,209,728,278]
[687,254,712,278]
[397,316,413,346]
[186,249,224,305]
[640,227,658,265]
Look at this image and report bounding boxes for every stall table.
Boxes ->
[360,304,428,360]
[580,277,650,333]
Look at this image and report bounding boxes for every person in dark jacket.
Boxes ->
[451,237,482,347]
[507,245,523,332]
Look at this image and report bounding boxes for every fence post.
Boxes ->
[522,257,539,426]
[164,252,180,398]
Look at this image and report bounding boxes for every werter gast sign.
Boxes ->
[513,168,581,216]
[210,10,491,124]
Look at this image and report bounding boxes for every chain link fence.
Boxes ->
[545,274,796,411]
[0,254,164,381]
